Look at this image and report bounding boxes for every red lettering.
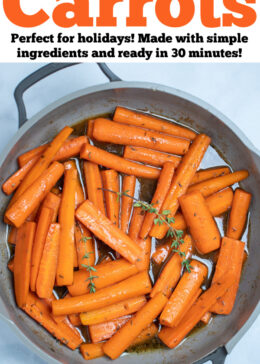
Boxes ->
[52,0,93,27]
[223,0,256,27]
[127,0,153,26]
[201,0,221,28]
[155,0,195,27]
[97,0,124,26]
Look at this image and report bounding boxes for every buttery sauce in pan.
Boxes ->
[6,113,250,354]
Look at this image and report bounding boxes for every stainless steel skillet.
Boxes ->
[0,63,259,364]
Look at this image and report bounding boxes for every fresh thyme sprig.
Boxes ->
[80,236,97,293]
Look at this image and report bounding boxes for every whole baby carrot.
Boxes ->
[128,207,145,241]
[113,107,196,140]
[93,118,190,155]
[227,188,251,240]
[18,144,46,167]
[5,162,65,228]
[190,166,230,186]
[120,175,136,233]
[65,160,85,208]
[75,221,95,270]
[81,144,160,179]
[101,169,120,226]
[89,315,132,343]
[80,343,105,361]
[39,192,61,223]
[179,191,221,254]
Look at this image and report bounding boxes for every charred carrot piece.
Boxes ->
[80,343,105,360]
[190,166,230,186]
[8,226,18,245]
[227,188,251,240]
[75,222,95,270]
[39,192,61,223]
[87,119,95,138]
[120,175,136,234]
[89,315,132,343]
[14,222,36,307]
[65,160,85,208]
[101,169,120,226]
[113,107,196,140]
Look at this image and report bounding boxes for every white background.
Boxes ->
[0,63,259,363]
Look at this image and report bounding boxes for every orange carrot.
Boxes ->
[130,323,158,346]
[160,260,207,327]
[140,162,175,239]
[76,200,143,266]
[93,118,190,155]
[65,160,85,208]
[89,315,132,343]
[7,258,14,272]
[179,191,221,254]
[103,292,167,360]
[158,274,234,349]
[30,207,53,292]
[2,155,39,195]
[81,144,160,179]
[101,169,120,226]
[114,107,196,140]
[210,237,245,315]
[56,164,77,286]
[8,226,18,244]
[87,119,95,138]
[190,167,230,186]
[68,259,138,296]
[80,295,147,325]
[14,222,36,307]
[69,313,81,327]
[150,235,193,298]
[124,146,181,168]
[150,134,211,239]
[83,161,106,215]
[39,192,61,223]
[75,222,95,270]
[80,343,105,360]
[187,170,249,197]
[201,312,212,325]
[52,271,152,316]
[152,243,171,265]
[128,207,145,241]
[5,162,64,228]
[227,188,251,240]
[36,223,60,298]
[18,144,46,168]
[120,175,136,233]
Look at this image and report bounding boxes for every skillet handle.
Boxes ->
[194,346,227,364]
[14,63,122,128]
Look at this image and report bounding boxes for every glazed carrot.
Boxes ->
[36,223,60,298]
[190,167,230,186]
[52,271,152,316]
[130,323,158,346]
[80,343,105,360]
[8,226,18,244]
[89,315,132,343]
[201,312,212,325]
[30,207,53,292]
[76,200,143,266]
[124,146,181,168]
[2,155,39,195]
[210,237,245,315]
[7,258,14,272]
[187,170,249,197]
[136,237,152,272]
[5,162,65,228]
[39,192,61,223]
[227,188,251,240]
[140,162,175,239]
[150,134,211,239]
[150,235,193,298]
[128,207,145,241]
[80,295,147,325]
[68,259,138,296]
[56,164,77,286]
[69,313,81,327]
[101,169,120,226]
[65,160,85,208]
[81,144,160,179]
[75,222,95,270]
[160,260,207,327]
[23,292,83,350]
[87,119,95,138]
[18,144,46,167]
[14,222,36,307]
[103,292,167,360]
[114,107,196,140]
[93,118,190,155]
[120,175,136,233]
[172,288,202,327]
[152,243,171,265]
[83,161,106,215]
[158,274,234,349]
[179,191,221,254]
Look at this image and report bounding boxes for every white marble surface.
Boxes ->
[0,63,259,364]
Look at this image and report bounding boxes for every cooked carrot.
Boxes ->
[128,207,145,241]
[140,162,175,239]
[150,234,193,298]
[150,134,211,239]
[39,192,61,223]
[187,170,249,197]
[160,260,207,327]
[52,271,152,316]
[227,188,251,240]
[75,222,95,270]
[36,223,60,298]
[201,312,212,325]
[130,323,158,346]
[100,255,113,264]
[210,237,245,315]
[190,167,230,186]
[158,274,235,349]
[8,226,18,244]
[14,222,36,307]
[68,259,138,296]
[18,144,46,168]
[23,292,83,350]
[103,292,167,360]
[30,207,53,292]
[101,169,120,226]
[80,343,105,360]
[120,175,136,233]
[2,155,39,195]
[87,119,95,138]
[179,191,221,254]
[69,313,81,327]
[7,258,14,272]
[81,144,160,179]
[76,200,143,266]
[65,160,85,208]
[114,107,196,140]
[152,243,172,265]
[5,162,64,228]
[172,288,202,328]
[80,295,147,325]
[89,315,132,343]
[56,164,77,286]
[93,118,190,155]
[124,146,181,168]
[83,161,106,215]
